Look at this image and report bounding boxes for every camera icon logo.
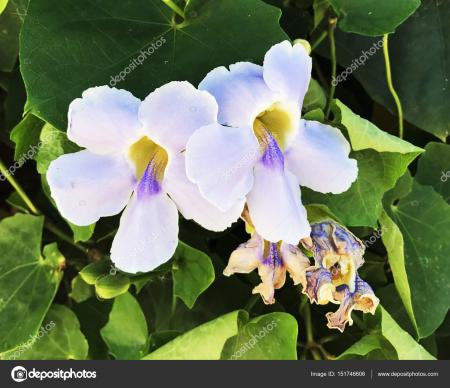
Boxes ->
[11,366,27,382]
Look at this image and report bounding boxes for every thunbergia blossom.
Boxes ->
[224,232,310,304]
[185,41,358,245]
[47,82,243,273]
[302,220,379,332]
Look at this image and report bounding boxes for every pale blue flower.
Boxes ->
[47,82,243,273]
[185,41,358,245]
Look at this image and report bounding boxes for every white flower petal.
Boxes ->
[47,150,135,226]
[253,264,276,305]
[110,192,179,273]
[263,40,312,107]
[68,86,142,155]
[199,62,278,128]
[139,81,218,154]
[246,163,311,245]
[280,242,310,286]
[164,154,244,231]
[223,233,263,276]
[285,120,358,194]
[185,123,259,212]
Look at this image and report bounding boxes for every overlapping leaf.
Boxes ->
[329,0,420,36]
[20,0,287,130]
[303,100,422,227]
[0,214,64,354]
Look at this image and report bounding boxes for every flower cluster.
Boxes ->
[48,40,377,331]
[302,221,379,332]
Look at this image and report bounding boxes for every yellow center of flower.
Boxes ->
[253,103,295,149]
[323,254,356,289]
[128,136,168,181]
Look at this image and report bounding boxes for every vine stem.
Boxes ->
[45,221,88,254]
[325,17,337,118]
[0,158,39,215]
[310,30,327,52]
[383,33,404,139]
[161,0,185,19]
[300,295,322,360]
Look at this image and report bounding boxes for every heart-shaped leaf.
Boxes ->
[20,0,288,130]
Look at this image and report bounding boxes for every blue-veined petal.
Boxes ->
[280,242,310,286]
[263,40,312,107]
[68,86,142,155]
[253,242,285,304]
[47,150,135,226]
[246,139,311,244]
[309,220,365,292]
[285,120,358,194]
[199,62,278,128]
[326,274,379,332]
[138,81,218,155]
[110,164,179,273]
[304,267,336,305]
[185,123,259,212]
[164,154,244,231]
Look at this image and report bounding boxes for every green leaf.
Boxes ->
[0,0,27,72]
[95,274,130,300]
[6,191,30,213]
[303,101,422,227]
[416,142,450,203]
[71,223,95,243]
[143,310,243,360]
[303,79,326,112]
[0,0,9,15]
[20,0,288,130]
[221,312,298,360]
[172,241,215,309]
[70,275,94,303]
[384,180,450,338]
[305,203,342,223]
[80,258,133,300]
[329,0,420,36]
[313,0,330,29]
[337,334,396,360]
[71,298,112,360]
[302,108,324,122]
[79,260,112,285]
[304,149,418,227]
[9,113,43,160]
[17,304,88,360]
[379,209,417,333]
[0,214,64,353]
[100,292,148,359]
[379,306,435,360]
[333,100,423,154]
[36,123,79,174]
[332,0,449,140]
